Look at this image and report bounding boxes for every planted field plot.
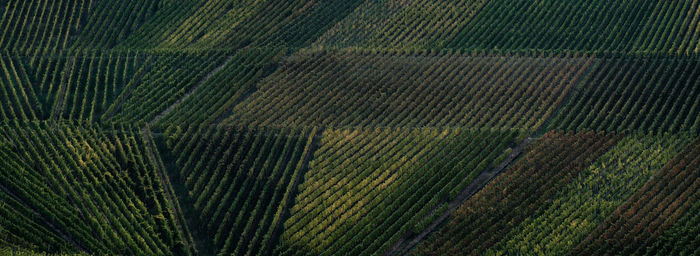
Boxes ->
[0,53,41,120]
[314,0,489,49]
[412,131,621,255]
[485,132,693,255]
[549,57,700,133]
[165,126,317,256]
[70,0,159,49]
[226,50,593,130]
[314,0,700,54]
[573,137,700,255]
[153,48,284,130]
[118,0,362,50]
[104,51,229,124]
[17,51,144,121]
[0,0,159,53]
[278,128,517,256]
[0,0,89,54]
[0,122,185,255]
[54,51,145,121]
[447,0,700,53]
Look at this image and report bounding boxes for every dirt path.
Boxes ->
[148,55,234,127]
[264,127,323,255]
[0,183,90,253]
[101,65,147,122]
[141,127,198,256]
[385,137,534,256]
[50,57,75,124]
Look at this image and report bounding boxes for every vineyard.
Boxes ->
[2,1,700,255]
[162,125,317,256]
[0,121,187,255]
[226,50,593,130]
[549,57,700,133]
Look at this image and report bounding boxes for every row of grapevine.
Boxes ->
[572,137,700,255]
[314,0,489,50]
[104,50,229,124]
[446,0,658,52]
[549,57,700,134]
[485,132,694,255]
[633,0,700,55]
[0,247,88,256]
[55,51,145,121]
[0,142,74,252]
[278,127,518,256]
[69,0,159,49]
[164,125,317,256]
[0,53,41,120]
[0,0,90,55]
[647,192,700,255]
[225,49,593,130]
[153,48,284,130]
[313,0,700,54]
[411,131,621,255]
[0,121,186,255]
[21,50,144,120]
[118,0,362,50]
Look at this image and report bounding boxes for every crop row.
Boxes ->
[313,0,700,54]
[412,131,621,255]
[647,192,700,255]
[55,51,144,121]
[0,142,74,252]
[70,0,159,49]
[0,53,41,120]
[226,50,592,130]
[485,132,694,255]
[20,50,144,120]
[0,0,88,55]
[104,51,229,124]
[549,57,700,134]
[278,127,517,256]
[573,137,700,255]
[153,48,284,130]
[118,0,362,50]
[0,121,185,255]
[166,125,317,256]
[314,0,489,50]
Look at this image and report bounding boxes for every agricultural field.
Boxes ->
[1,0,700,255]
[226,50,592,130]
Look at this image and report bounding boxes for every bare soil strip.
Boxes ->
[385,137,533,256]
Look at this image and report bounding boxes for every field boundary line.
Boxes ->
[386,136,533,256]
[141,127,198,256]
